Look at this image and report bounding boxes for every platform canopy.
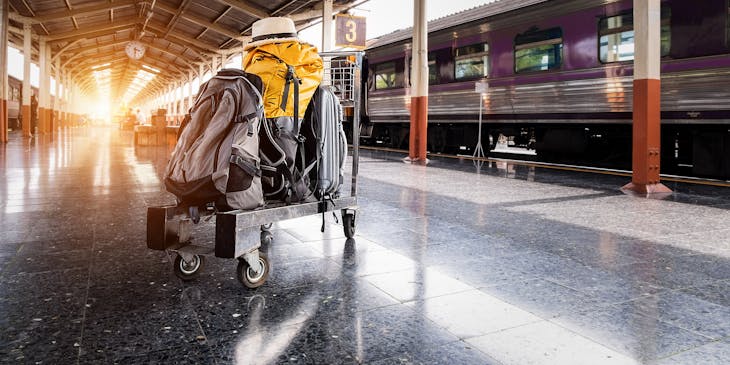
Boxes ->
[6,0,361,105]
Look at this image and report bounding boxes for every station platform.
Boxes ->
[1,126,728,364]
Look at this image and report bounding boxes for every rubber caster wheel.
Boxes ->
[343,212,356,239]
[236,253,270,289]
[261,231,274,246]
[173,254,204,281]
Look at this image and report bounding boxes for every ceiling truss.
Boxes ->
[6,0,364,108]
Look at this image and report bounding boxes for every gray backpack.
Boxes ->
[299,86,348,231]
[304,86,347,199]
[165,69,265,211]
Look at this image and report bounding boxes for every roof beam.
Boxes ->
[146,22,222,54]
[61,39,130,68]
[46,18,138,43]
[158,0,192,38]
[287,4,350,22]
[60,38,198,75]
[26,0,138,24]
[155,2,243,40]
[212,0,269,20]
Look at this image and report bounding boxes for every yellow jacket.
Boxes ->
[243,41,323,119]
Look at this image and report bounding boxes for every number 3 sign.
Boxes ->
[335,14,366,49]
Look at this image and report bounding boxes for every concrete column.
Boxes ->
[167,87,172,124]
[198,63,204,88]
[407,0,428,164]
[46,43,52,131]
[622,0,671,195]
[61,72,68,127]
[322,0,333,51]
[21,23,32,137]
[173,83,179,123]
[38,39,49,133]
[187,71,194,113]
[212,55,220,74]
[54,57,60,132]
[0,0,8,143]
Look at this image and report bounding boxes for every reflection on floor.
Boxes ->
[1,126,729,364]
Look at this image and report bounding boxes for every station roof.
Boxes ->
[7,0,363,106]
[367,0,548,50]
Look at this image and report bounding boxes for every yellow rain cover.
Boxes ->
[243,41,323,119]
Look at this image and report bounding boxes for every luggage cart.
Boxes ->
[146,51,363,288]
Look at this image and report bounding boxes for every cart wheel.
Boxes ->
[261,231,274,246]
[236,253,270,289]
[173,254,204,281]
[343,212,356,239]
[261,223,273,232]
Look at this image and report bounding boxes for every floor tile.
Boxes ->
[408,289,542,339]
[466,320,641,365]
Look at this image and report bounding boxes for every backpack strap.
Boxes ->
[229,155,261,177]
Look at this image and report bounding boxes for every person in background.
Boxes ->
[136,109,146,125]
[30,93,38,133]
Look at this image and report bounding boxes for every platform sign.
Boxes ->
[475,80,488,94]
[335,14,366,49]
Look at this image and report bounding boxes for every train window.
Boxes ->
[374,61,398,89]
[407,52,440,85]
[428,52,438,84]
[514,28,563,73]
[599,9,671,63]
[455,43,489,80]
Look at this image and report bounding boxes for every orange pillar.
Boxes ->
[407,0,428,164]
[38,38,47,134]
[0,0,7,143]
[21,23,32,137]
[622,0,671,195]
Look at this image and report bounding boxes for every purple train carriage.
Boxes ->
[361,0,730,180]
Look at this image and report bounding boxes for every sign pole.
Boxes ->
[473,80,487,159]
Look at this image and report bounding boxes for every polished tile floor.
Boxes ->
[1,126,729,364]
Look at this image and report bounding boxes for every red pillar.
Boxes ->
[0,0,7,143]
[406,0,428,164]
[0,100,6,142]
[409,97,428,161]
[621,0,671,195]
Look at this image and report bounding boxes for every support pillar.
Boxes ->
[167,87,172,124]
[187,71,194,113]
[407,0,428,164]
[322,0,333,51]
[54,57,60,132]
[173,84,178,123]
[621,0,671,195]
[21,23,32,137]
[211,55,218,74]
[198,63,204,88]
[0,0,8,143]
[38,39,49,134]
[61,72,68,127]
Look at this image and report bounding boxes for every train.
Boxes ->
[361,0,730,180]
[6,75,54,131]
[7,75,24,130]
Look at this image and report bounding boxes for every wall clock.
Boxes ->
[125,41,146,60]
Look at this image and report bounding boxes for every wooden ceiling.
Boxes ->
[7,0,361,105]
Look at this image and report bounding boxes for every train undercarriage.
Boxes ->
[352,122,730,181]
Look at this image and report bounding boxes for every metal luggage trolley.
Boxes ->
[146,51,363,288]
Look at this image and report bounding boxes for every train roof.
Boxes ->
[366,0,550,50]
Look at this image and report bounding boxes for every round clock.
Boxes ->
[125,41,146,60]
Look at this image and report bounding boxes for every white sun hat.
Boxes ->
[244,17,301,51]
